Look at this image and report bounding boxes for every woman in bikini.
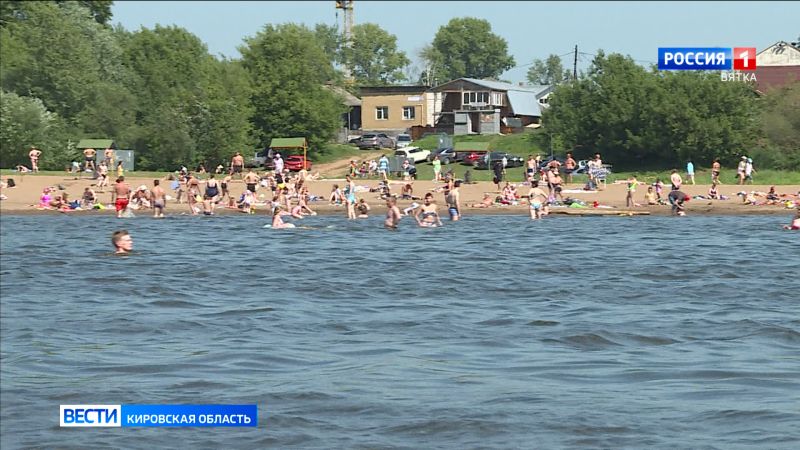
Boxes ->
[415,193,443,227]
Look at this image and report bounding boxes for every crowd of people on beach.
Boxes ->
[3,147,799,233]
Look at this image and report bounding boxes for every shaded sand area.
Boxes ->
[1,173,798,217]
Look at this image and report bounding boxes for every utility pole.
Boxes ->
[335,0,354,82]
[573,44,578,81]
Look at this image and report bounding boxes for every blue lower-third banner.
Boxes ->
[60,404,258,427]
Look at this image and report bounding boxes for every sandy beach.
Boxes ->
[1,172,797,217]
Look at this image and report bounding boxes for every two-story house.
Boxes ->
[428,78,553,135]
[755,40,800,93]
[359,86,438,133]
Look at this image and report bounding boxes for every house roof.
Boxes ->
[431,78,552,117]
[461,78,551,97]
[360,85,430,96]
[454,142,490,152]
[756,41,800,67]
[324,84,361,107]
[77,139,115,149]
[506,90,543,117]
[270,137,307,148]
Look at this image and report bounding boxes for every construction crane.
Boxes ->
[335,0,354,81]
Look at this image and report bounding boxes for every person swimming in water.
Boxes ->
[356,198,370,219]
[783,209,800,230]
[111,230,133,254]
[271,205,296,229]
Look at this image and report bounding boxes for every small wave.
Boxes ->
[148,299,203,308]
[545,333,621,350]
[476,318,515,326]
[527,320,560,326]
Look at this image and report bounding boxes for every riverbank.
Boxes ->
[1,174,797,217]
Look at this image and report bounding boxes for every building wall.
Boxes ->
[361,93,429,132]
[757,44,800,67]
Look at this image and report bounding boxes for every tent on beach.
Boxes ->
[270,137,308,165]
[76,139,116,150]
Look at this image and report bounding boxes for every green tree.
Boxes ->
[426,17,515,81]
[314,23,341,65]
[526,54,568,85]
[0,1,129,121]
[240,23,345,152]
[0,91,71,169]
[755,81,800,170]
[544,52,759,169]
[341,23,409,85]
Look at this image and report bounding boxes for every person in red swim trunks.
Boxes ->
[114,176,132,218]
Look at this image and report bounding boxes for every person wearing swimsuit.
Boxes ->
[445,180,462,221]
[415,193,443,227]
[202,175,220,215]
[384,197,402,230]
[356,198,370,218]
[344,175,356,220]
[271,205,296,229]
[528,180,548,220]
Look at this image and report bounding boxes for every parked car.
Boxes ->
[574,159,590,174]
[246,149,270,168]
[395,134,413,149]
[348,136,362,145]
[462,151,489,166]
[357,133,395,149]
[427,147,457,164]
[284,155,312,171]
[394,146,431,163]
[474,152,525,169]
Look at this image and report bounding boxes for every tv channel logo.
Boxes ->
[658,47,756,71]
[60,404,258,427]
[60,405,121,427]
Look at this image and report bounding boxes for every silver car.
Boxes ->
[357,133,395,150]
[395,134,413,149]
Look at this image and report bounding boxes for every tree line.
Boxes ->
[0,2,795,171]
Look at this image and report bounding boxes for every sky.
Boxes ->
[111,1,799,83]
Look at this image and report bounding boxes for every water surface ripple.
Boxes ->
[1,214,799,449]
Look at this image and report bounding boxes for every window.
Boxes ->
[462,91,490,105]
[376,106,388,120]
[402,106,416,120]
[491,92,504,106]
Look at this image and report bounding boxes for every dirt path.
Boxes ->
[314,150,385,177]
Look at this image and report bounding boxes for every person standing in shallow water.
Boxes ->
[151,179,166,218]
[384,197,402,230]
[111,230,133,254]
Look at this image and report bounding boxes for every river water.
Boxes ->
[1,213,798,449]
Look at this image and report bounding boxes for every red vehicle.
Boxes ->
[284,154,312,171]
[462,151,488,166]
